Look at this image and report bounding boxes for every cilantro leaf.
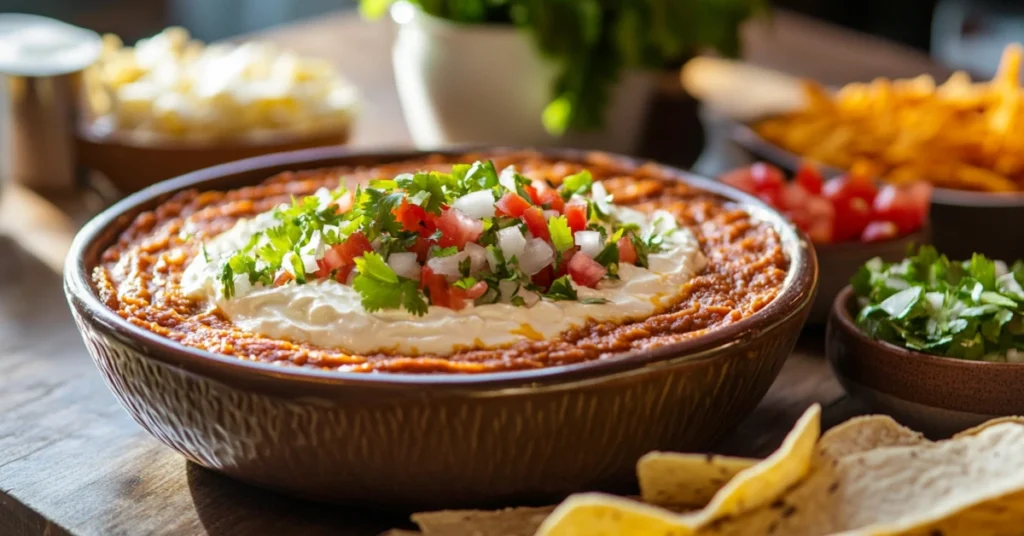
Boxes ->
[352,252,427,315]
[544,275,578,301]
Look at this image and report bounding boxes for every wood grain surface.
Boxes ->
[0,9,939,536]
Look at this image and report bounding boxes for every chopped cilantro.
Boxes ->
[853,246,1024,361]
[544,275,578,301]
[352,252,428,315]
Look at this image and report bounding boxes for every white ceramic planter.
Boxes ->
[391,2,656,153]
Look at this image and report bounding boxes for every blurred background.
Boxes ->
[3,0,1016,77]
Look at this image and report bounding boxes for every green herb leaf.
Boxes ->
[544,275,578,301]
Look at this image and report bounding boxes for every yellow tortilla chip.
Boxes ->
[411,506,554,536]
[539,404,822,536]
[816,414,927,462]
[953,416,1024,439]
[536,493,693,536]
[687,403,821,525]
[702,421,1024,535]
[637,452,756,507]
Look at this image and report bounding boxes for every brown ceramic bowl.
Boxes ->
[827,286,1024,437]
[64,147,817,509]
[730,121,1024,262]
[76,126,350,194]
[807,227,929,325]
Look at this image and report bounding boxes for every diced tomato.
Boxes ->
[779,183,811,211]
[719,167,757,193]
[421,265,449,307]
[333,264,355,284]
[410,235,433,262]
[564,200,588,232]
[872,184,930,235]
[334,191,355,214]
[446,288,469,311]
[274,271,294,287]
[554,248,578,278]
[804,196,835,243]
[531,265,554,290]
[750,162,786,196]
[333,231,373,264]
[495,192,532,217]
[831,195,873,242]
[530,180,565,212]
[794,163,824,195]
[435,208,484,249]
[521,206,550,241]
[463,281,489,300]
[823,175,877,242]
[394,200,428,234]
[823,173,877,203]
[567,253,607,288]
[861,220,899,243]
[618,237,637,264]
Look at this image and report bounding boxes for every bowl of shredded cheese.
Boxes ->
[77,27,358,193]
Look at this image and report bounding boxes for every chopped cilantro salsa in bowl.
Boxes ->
[849,247,1024,362]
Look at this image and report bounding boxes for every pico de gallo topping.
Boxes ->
[215,161,675,315]
[719,162,931,244]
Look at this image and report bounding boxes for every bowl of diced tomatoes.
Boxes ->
[720,162,931,324]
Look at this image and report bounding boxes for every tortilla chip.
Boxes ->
[954,416,1024,439]
[687,403,821,525]
[702,421,1024,535]
[379,531,421,536]
[539,404,822,536]
[637,452,757,507]
[535,493,694,536]
[892,487,1024,536]
[816,414,927,461]
[411,506,555,536]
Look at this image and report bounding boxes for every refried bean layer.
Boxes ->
[92,151,789,373]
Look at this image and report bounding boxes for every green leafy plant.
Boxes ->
[361,0,767,134]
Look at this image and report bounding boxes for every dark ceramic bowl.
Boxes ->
[64,147,817,509]
[730,122,1024,262]
[827,286,1024,437]
[807,228,929,325]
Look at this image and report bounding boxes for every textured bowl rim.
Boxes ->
[832,285,1024,369]
[65,145,817,391]
[730,121,1024,208]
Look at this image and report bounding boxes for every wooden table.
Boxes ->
[0,10,947,536]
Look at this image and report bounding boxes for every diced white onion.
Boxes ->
[574,230,603,258]
[301,253,319,274]
[463,242,488,274]
[387,252,421,280]
[543,209,560,220]
[300,231,326,260]
[591,181,613,214]
[231,274,251,297]
[995,260,1009,277]
[498,280,520,301]
[518,238,554,275]
[452,190,496,219]
[314,187,334,210]
[485,248,500,273]
[499,166,519,192]
[1009,349,1024,363]
[282,251,299,276]
[497,226,527,260]
[427,252,466,282]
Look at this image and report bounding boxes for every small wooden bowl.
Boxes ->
[827,286,1024,437]
[76,127,351,194]
[730,121,1024,262]
[807,227,929,325]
